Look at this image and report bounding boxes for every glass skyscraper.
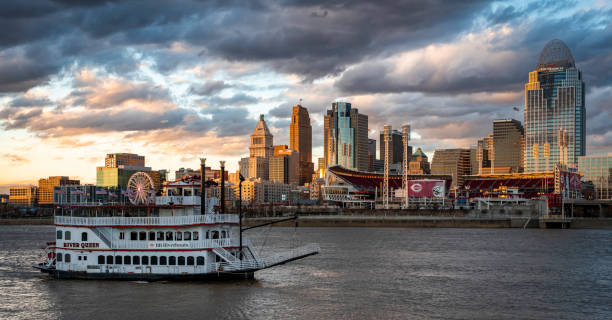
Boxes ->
[324,102,369,171]
[524,39,585,172]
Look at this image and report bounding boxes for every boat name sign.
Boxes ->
[148,242,190,249]
[64,242,100,249]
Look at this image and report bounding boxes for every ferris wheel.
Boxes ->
[127,172,155,205]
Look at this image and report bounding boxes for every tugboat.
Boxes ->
[34,160,319,280]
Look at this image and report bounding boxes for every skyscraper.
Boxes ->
[289,105,314,185]
[380,128,410,166]
[247,114,274,180]
[323,102,368,171]
[475,119,524,174]
[524,39,585,172]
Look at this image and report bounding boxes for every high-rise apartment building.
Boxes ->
[431,149,471,191]
[290,105,314,185]
[578,155,612,199]
[38,176,80,205]
[524,39,585,172]
[380,128,411,166]
[323,102,368,171]
[105,153,145,168]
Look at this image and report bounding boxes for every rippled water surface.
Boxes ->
[1,225,612,319]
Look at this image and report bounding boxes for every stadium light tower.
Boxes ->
[402,124,410,209]
[383,125,391,209]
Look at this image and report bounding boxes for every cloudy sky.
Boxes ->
[1,0,611,189]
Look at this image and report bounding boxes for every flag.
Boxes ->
[73,190,84,195]
[96,189,107,195]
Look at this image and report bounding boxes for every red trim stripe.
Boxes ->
[55,245,245,252]
[55,222,237,229]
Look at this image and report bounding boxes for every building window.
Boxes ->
[106,255,113,264]
[196,257,205,266]
[65,231,71,240]
[115,256,122,265]
[176,232,182,241]
[157,232,164,241]
[57,253,63,262]
[131,232,137,240]
[56,230,62,240]
[184,232,191,240]
[193,232,199,240]
[119,232,125,240]
[166,232,173,241]
[160,256,167,265]
[187,257,194,266]
[149,232,155,241]
[142,256,149,265]
[98,255,104,264]
[150,256,158,265]
[133,256,140,265]
[81,232,88,241]
[139,232,146,241]
[65,254,71,263]
[169,256,176,265]
[178,256,185,265]
[124,256,131,265]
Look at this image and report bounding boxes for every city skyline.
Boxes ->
[2,1,612,190]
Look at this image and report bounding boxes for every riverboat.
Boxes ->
[33,173,319,281]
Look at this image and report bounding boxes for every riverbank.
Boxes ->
[4,215,612,229]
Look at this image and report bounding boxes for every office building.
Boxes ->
[247,115,274,180]
[290,105,314,185]
[234,178,292,204]
[524,39,585,172]
[578,155,612,199]
[105,153,145,168]
[408,148,431,175]
[8,186,38,207]
[476,119,524,174]
[368,138,376,172]
[269,147,299,185]
[380,128,410,166]
[323,102,369,171]
[431,149,471,191]
[38,176,80,205]
[96,166,153,189]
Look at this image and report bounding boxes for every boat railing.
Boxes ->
[113,238,238,249]
[54,214,239,226]
[213,243,320,272]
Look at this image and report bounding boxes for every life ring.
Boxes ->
[218,266,223,271]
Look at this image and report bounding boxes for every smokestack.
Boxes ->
[200,158,206,215]
[220,161,226,214]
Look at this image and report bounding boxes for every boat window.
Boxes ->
[65,231,71,240]
[178,256,185,265]
[187,257,194,266]
[176,232,182,241]
[149,232,155,241]
[221,231,226,238]
[184,232,191,240]
[193,232,199,240]
[206,231,209,239]
[124,256,131,265]
[160,256,167,265]
[57,253,63,262]
[57,230,62,239]
[65,254,71,263]
[133,256,140,265]
[131,232,137,241]
[81,232,88,241]
[83,256,87,261]
[139,232,146,241]
[157,232,164,241]
[212,231,219,239]
[196,257,204,266]
[119,232,125,240]
[166,232,173,241]
[78,256,81,261]
[106,255,113,264]
[150,256,158,265]
[169,256,176,265]
[142,256,149,265]
[115,256,122,264]
[98,255,104,264]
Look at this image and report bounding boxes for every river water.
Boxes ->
[1,225,611,319]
